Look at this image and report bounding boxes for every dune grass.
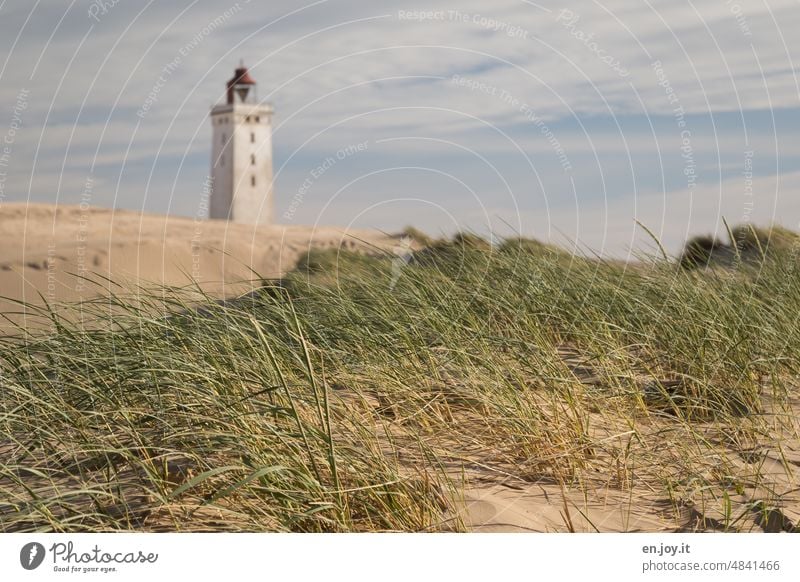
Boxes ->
[1,227,799,532]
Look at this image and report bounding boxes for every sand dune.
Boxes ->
[0,203,398,311]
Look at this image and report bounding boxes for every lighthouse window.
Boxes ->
[251,154,256,165]
[250,132,255,143]
[221,133,226,144]
[255,116,260,122]
[251,175,256,186]
[220,155,224,167]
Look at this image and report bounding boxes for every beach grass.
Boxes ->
[1,225,799,532]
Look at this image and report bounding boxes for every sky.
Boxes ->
[0,0,798,257]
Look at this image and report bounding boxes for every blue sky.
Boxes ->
[0,0,798,257]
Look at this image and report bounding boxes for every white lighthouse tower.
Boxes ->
[209,63,274,224]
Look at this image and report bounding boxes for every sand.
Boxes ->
[0,202,397,311]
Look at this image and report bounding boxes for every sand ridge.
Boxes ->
[0,202,398,310]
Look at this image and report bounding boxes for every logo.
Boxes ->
[20,542,46,570]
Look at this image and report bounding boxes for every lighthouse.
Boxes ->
[209,63,274,224]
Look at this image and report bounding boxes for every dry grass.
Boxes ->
[1,227,799,532]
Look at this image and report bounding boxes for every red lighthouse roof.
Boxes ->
[231,66,255,85]
[226,62,256,104]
